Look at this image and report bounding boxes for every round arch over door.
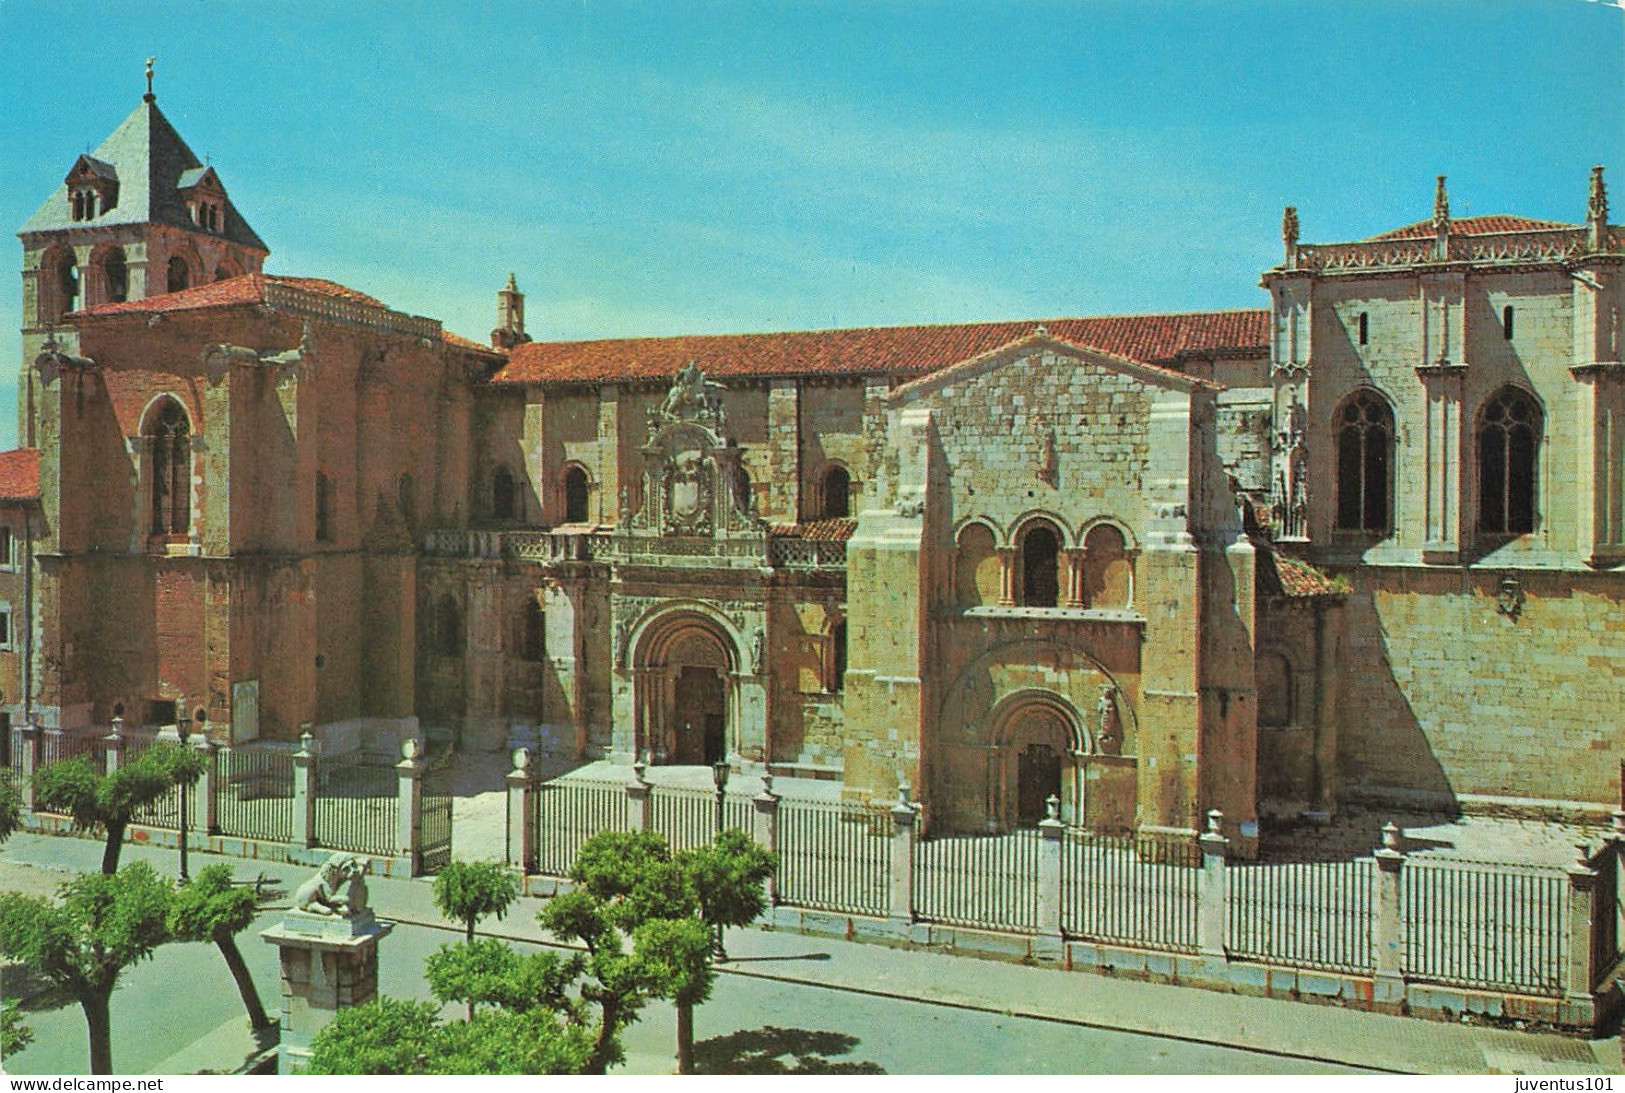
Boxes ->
[631,610,741,766]
[991,690,1086,828]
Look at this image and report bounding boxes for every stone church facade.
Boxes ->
[8,88,1622,845]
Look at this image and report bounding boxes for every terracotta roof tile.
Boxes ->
[0,448,41,501]
[770,518,857,542]
[76,273,384,317]
[493,310,1269,385]
[442,329,507,357]
[1365,215,1576,241]
[1260,551,1343,599]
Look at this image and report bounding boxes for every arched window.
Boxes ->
[315,472,334,542]
[520,599,545,662]
[397,473,416,530]
[1082,524,1132,609]
[563,465,590,524]
[166,256,190,294]
[57,253,80,317]
[1478,387,1541,535]
[1257,652,1294,728]
[491,465,516,521]
[954,523,1000,607]
[1502,306,1515,341]
[436,594,463,658]
[102,249,127,303]
[1335,391,1394,533]
[822,465,851,518]
[148,399,191,537]
[829,620,847,693]
[1020,522,1062,607]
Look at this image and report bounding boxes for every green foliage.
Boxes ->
[35,748,197,872]
[1,997,33,1058]
[305,997,440,1075]
[632,916,716,1007]
[167,863,257,941]
[571,828,671,900]
[537,887,615,952]
[431,859,520,939]
[143,740,207,787]
[681,828,777,933]
[0,776,21,845]
[425,938,581,1016]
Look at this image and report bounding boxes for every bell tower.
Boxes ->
[15,59,270,444]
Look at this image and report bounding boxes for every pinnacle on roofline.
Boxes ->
[144,57,156,104]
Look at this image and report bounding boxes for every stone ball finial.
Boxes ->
[1205,808,1224,836]
[401,737,422,761]
[1381,821,1403,851]
[511,746,531,772]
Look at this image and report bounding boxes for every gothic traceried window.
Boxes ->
[1478,386,1541,535]
[148,399,191,538]
[1334,391,1393,534]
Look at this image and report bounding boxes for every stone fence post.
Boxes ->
[753,774,780,903]
[1372,822,1406,1004]
[626,758,653,831]
[292,732,318,849]
[396,739,424,872]
[1036,795,1065,944]
[1197,809,1229,958]
[888,783,917,923]
[16,722,41,810]
[195,736,219,836]
[506,747,538,873]
[103,717,125,775]
[1566,846,1601,1008]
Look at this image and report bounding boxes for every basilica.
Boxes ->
[3,86,1620,849]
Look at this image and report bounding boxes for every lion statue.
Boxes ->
[292,852,371,917]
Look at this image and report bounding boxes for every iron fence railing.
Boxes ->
[419,765,455,874]
[1402,857,1568,996]
[1061,828,1201,952]
[314,757,399,857]
[775,799,890,917]
[649,785,753,854]
[214,746,295,842]
[914,828,1042,933]
[533,779,630,877]
[1228,858,1374,974]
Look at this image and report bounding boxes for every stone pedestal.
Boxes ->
[261,909,393,1074]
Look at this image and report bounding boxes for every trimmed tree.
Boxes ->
[0,774,21,844]
[34,742,197,874]
[0,860,174,1074]
[167,863,273,1030]
[431,859,520,942]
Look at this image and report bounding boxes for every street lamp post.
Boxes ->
[711,758,730,960]
[176,717,190,881]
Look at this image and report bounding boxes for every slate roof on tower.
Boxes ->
[18,98,268,252]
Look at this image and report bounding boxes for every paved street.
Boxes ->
[1,830,1619,1076]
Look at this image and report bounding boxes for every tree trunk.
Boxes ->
[82,990,113,1075]
[675,999,694,1074]
[215,930,273,1030]
[586,997,622,1075]
[100,823,126,874]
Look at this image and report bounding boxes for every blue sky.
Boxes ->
[1,1,1621,448]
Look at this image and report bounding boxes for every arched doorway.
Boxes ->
[992,692,1084,828]
[633,611,739,766]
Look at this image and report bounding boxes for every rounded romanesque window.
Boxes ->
[1082,523,1132,609]
[1334,391,1393,534]
[101,248,128,303]
[822,464,851,519]
[1020,522,1062,608]
[1477,386,1541,535]
[563,465,590,524]
[954,523,1000,607]
[166,256,191,294]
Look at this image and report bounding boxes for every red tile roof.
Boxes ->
[1260,551,1343,599]
[769,518,858,542]
[493,310,1269,385]
[1366,215,1576,241]
[76,273,385,317]
[0,448,41,502]
[442,329,506,357]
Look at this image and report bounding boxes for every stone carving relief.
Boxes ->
[292,853,371,917]
[202,322,313,387]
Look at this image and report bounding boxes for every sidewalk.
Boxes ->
[1,829,1618,1076]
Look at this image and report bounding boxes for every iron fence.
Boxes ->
[419,765,454,874]
[214,746,296,842]
[533,779,630,877]
[1228,857,1374,974]
[314,756,399,857]
[1061,828,1201,952]
[650,785,754,853]
[914,828,1042,933]
[40,729,98,767]
[776,799,891,916]
[1402,857,1568,996]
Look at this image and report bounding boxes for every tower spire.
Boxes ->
[1589,165,1609,251]
[144,56,156,103]
[492,273,531,349]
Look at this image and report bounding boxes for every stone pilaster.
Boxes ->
[1415,361,1467,563]
[261,909,393,1075]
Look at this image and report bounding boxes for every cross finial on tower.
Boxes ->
[145,57,156,103]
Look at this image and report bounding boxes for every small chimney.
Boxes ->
[491,272,531,349]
